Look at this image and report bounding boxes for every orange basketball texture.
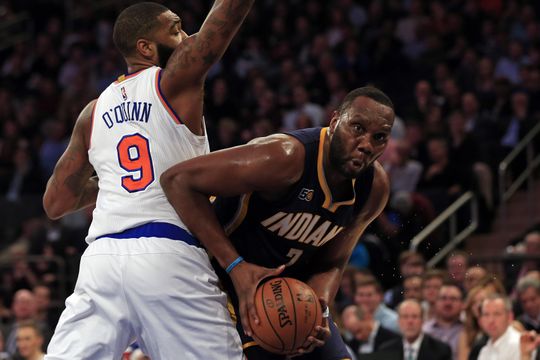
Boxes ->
[249,277,322,354]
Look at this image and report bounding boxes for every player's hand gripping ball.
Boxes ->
[249,277,322,355]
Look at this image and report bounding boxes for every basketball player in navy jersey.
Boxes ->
[162,86,394,359]
[42,1,257,359]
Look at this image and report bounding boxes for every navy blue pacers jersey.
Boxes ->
[213,127,375,281]
[213,127,373,359]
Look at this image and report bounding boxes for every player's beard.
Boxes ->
[157,43,175,68]
[329,128,367,179]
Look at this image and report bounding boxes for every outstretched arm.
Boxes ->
[43,100,97,219]
[161,134,303,335]
[160,0,255,134]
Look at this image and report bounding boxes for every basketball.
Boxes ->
[249,277,322,355]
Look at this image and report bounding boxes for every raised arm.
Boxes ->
[160,134,303,335]
[43,100,97,219]
[160,0,255,134]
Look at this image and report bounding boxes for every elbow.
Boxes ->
[42,193,64,220]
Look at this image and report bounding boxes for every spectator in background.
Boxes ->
[464,266,488,292]
[355,276,400,334]
[403,275,424,303]
[446,251,469,288]
[423,283,465,359]
[0,140,44,202]
[382,139,423,195]
[478,294,521,360]
[38,121,67,180]
[515,231,540,283]
[282,85,325,130]
[494,40,527,85]
[341,304,399,357]
[15,320,45,360]
[384,251,426,309]
[32,285,59,333]
[418,136,471,213]
[457,276,508,360]
[379,299,452,360]
[516,278,540,332]
[336,266,360,312]
[4,290,50,357]
[421,269,447,321]
[499,90,536,176]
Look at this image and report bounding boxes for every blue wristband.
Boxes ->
[225,256,244,274]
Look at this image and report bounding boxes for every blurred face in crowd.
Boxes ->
[33,286,51,312]
[525,232,540,254]
[480,298,512,342]
[447,254,467,283]
[16,326,43,359]
[464,266,487,291]
[12,290,37,321]
[354,284,382,315]
[471,288,493,319]
[422,276,443,305]
[341,305,373,341]
[519,286,540,318]
[401,257,425,277]
[436,285,463,322]
[404,276,423,301]
[398,300,424,343]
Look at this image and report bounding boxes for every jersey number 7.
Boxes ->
[117,133,155,192]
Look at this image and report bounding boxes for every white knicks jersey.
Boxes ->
[86,66,209,243]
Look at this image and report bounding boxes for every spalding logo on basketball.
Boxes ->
[249,277,322,354]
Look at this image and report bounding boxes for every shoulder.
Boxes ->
[248,133,305,163]
[74,99,98,148]
[372,161,390,194]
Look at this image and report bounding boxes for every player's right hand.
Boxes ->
[228,261,285,337]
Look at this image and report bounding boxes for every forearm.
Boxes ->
[43,173,97,219]
[307,266,343,306]
[161,174,239,269]
[74,176,98,211]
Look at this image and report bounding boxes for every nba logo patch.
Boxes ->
[121,87,127,100]
[298,188,314,201]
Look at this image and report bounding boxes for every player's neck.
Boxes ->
[126,58,159,74]
[322,144,350,197]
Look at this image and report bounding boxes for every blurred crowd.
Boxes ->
[0,0,540,358]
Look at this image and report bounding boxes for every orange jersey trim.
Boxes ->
[114,68,145,84]
[317,128,356,213]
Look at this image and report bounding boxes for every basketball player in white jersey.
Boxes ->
[41,2,272,359]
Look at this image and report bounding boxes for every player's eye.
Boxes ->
[352,124,364,134]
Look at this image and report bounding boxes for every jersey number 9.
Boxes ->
[117,133,155,192]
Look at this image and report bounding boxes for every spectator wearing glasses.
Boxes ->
[423,283,465,359]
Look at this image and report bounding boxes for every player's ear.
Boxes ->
[135,38,156,59]
[328,111,340,135]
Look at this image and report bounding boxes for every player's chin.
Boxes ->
[342,162,366,178]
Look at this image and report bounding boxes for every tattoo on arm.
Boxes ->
[169,0,254,73]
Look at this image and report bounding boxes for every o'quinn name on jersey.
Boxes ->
[261,211,344,247]
[101,101,152,129]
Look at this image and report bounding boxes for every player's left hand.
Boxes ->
[286,298,331,358]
